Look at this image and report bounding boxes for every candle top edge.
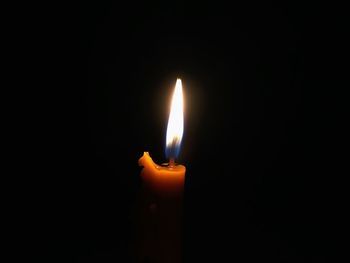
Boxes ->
[139,152,186,173]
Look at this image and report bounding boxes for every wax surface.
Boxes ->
[138,152,186,197]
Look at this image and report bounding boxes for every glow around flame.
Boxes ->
[166,78,184,159]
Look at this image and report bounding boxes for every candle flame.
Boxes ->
[166,78,184,160]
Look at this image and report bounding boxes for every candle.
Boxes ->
[138,152,185,198]
[137,79,186,263]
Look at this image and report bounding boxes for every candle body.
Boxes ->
[137,152,185,263]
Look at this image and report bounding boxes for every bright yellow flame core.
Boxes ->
[166,79,184,151]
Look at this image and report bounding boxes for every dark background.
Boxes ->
[26,1,339,262]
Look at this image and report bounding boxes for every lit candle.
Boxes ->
[137,79,186,263]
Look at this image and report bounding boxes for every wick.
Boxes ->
[169,158,175,167]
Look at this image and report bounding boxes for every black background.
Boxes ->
[25,1,339,262]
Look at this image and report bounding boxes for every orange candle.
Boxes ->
[139,152,185,198]
[136,79,186,263]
